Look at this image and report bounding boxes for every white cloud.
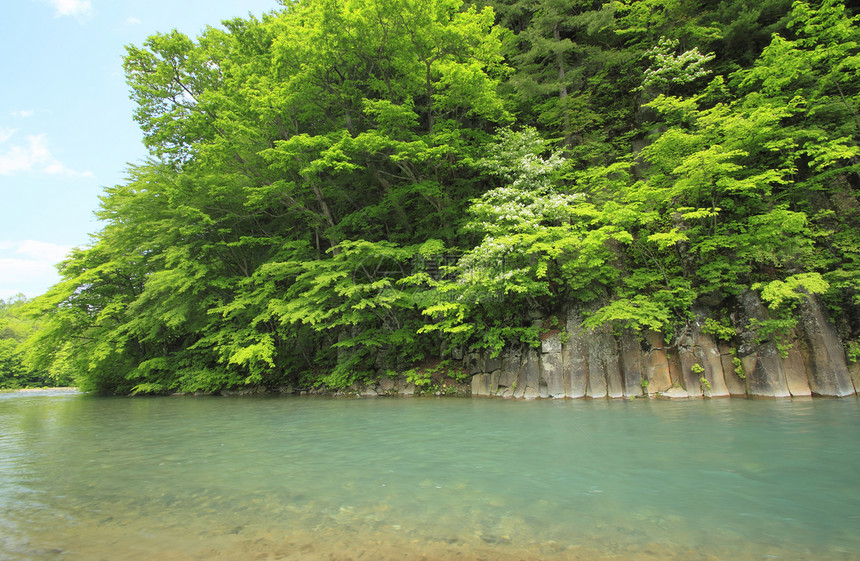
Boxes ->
[49,0,93,19]
[0,240,74,299]
[0,139,35,175]
[125,16,142,25]
[0,133,94,178]
[11,110,35,119]
[44,160,95,178]
[15,240,74,263]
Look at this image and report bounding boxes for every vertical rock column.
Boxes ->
[642,330,673,395]
[517,348,543,399]
[797,295,855,396]
[619,330,645,397]
[469,352,489,396]
[540,331,565,398]
[585,324,624,398]
[563,310,588,398]
[618,329,676,397]
[734,291,792,398]
[689,309,731,398]
[665,347,693,398]
[675,330,705,398]
[496,353,521,398]
[718,342,749,397]
[778,330,812,397]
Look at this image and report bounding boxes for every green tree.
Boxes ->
[420,127,632,353]
[24,0,860,393]
[1,295,64,389]
[30,0,513,394]
[580,0,859,340]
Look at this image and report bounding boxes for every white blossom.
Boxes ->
[641,37,715,90]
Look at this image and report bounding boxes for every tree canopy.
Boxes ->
[11,0,859,393]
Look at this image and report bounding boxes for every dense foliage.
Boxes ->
[12,0,859,393]
[0,295,71,388]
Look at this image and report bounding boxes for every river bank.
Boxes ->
[17,519,848,561]
[185,293,860,400]
[0,387,78,394]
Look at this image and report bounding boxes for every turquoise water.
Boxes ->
[1,391,859,561]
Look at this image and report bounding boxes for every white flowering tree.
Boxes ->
[420,128,631,354]
[641,37,715,91]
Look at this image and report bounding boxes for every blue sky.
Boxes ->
[0,0,277,300]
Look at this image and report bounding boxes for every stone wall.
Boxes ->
[468,292,857,399]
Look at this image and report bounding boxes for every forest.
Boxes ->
[2,0,858,394]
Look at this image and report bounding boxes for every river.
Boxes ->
[1,390,859,561]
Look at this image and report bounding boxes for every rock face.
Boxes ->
[541,332,565,398]
[732,291,792,398]
[334,291,856,400]
[619,330,644,397]
[642,330,673,394]
[563,311,588,398]
[719,342,748,397]
[463,293,857,400]
[797,295,856,396]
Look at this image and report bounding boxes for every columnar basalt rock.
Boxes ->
[519,349,542,399]
[779,330,812,397]
[690,309,731,398]
[458,295,856,400]
[733,291,792,398]
[642,330,673,395]
[797,295,856,396]
[719,342,748,397]
[563,311,588,398]
[540,332,565,398]
[585,323,625,398]
[497,353,521,397]
[470,371,491,396]
[851,362,860,393]
[619,330,645,398]
[675,330,705,398]
[665,349,692,398]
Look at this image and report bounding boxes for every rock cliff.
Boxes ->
[467,292,857,399]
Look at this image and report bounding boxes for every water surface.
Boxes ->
[1,391,859,560]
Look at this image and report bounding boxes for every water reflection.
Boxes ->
[1,393,859,560]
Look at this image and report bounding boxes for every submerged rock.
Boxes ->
[660,386,691,399]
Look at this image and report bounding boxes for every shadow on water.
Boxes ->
[1,393,859,560]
